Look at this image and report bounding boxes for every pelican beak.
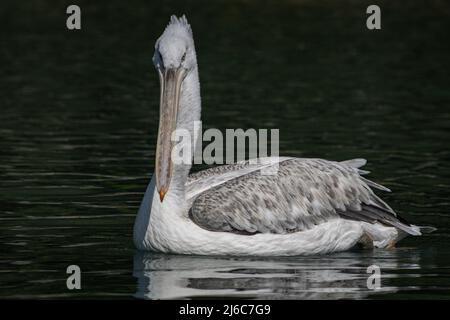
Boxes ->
[155,67,186,202]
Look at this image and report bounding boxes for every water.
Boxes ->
[1,0,449,299]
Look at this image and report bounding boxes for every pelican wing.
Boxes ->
[189,158,419,235]
[186,157,293,200]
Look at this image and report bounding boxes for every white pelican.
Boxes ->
[133,15,434,256]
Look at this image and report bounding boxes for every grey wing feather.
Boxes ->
[340,158,367,168]
[189,158,419,236]
[186,157,293,200]
[340,158,371,175]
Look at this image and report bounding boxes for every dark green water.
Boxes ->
[1,0,449,299]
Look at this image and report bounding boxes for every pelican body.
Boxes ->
[133,16,433,256]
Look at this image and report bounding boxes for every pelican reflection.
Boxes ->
[133,249,422,299]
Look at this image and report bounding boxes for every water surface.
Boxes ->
[1,0,449,299]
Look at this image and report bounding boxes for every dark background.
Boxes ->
[0,0,449,299]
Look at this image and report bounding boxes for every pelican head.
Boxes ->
[153,15,197,202]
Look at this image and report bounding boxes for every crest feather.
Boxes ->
[168,14,192,34]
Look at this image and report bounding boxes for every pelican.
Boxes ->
[133,15,434,256]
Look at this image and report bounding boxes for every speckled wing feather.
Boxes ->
[186,157,293,200]
[189,158,419,235]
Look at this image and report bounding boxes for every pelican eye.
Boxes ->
[155,49,164,68]
[181,52,187,62]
